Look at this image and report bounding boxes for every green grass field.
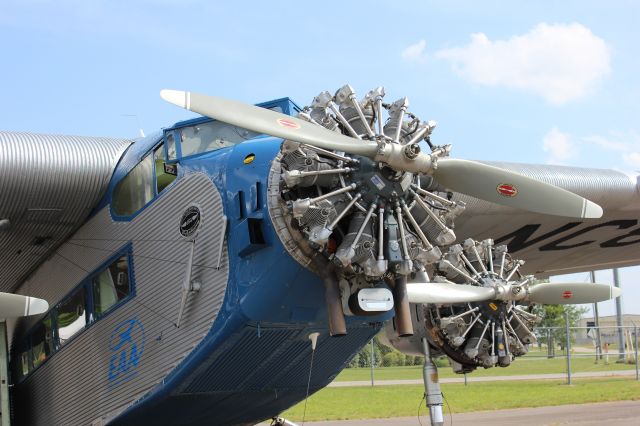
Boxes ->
[282,378,640,422]
[336,351,637,382]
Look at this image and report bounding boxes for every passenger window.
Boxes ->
[154,144,177,193]
[56,288,87,347]
[31,314,54,368]
[112,154,154,216]
[18,347,30,378]
[92,255,131,316]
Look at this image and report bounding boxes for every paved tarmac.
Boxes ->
[329,369,636,387]
[301,400,640,425]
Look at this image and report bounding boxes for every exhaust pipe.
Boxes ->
[322,271,347,336]
[313,257,347,336]
[392,276,414,337]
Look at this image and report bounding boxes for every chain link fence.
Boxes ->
[360,323,638,386]
[532,324,639,384]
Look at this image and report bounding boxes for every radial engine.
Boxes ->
[267,84,547,373]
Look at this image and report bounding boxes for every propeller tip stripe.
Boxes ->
[160,89,189,109]
[582,199,603,218]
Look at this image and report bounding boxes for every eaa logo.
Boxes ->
[108,318,145,385]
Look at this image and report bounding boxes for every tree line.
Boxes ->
[347,304,586,368]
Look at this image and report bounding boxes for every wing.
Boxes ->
[450,162,640,277]
[0,131,131,293]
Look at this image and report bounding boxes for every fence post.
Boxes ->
[635,326,638,381]
[565,313,572,385]
[370,338,374,386]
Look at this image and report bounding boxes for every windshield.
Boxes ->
[179,121,260,157]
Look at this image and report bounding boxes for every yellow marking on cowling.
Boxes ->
[243,154,255,164]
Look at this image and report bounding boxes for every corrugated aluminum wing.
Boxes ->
[0,131,130,292]
[452,162,640,276]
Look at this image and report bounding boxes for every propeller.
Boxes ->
[0,292,48,319]
[527,282,621,304]
[406,282,495,304]
[406,281,621,305]
[160,90,603,219]
[160,90,378,156]
[434,159,603,218]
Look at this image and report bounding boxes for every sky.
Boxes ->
[1,0,638,316]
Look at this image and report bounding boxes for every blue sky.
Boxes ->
[1,1,638,316]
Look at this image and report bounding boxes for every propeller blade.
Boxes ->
[160,90,378,157]
[160,90,602,220]
[527,282,621,305]
[406,282,494,304]
[0,292,48,319]
[433,159,603,218]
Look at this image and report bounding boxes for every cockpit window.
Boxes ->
[178,121,260,158]
[155,144,177,193]
[112,154,154,216]
[166,132,177,161]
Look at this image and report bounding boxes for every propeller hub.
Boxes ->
[348,157,414,205]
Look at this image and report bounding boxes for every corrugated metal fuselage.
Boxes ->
[10,135,382,426]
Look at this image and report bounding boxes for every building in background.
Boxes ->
[576,314,640,346]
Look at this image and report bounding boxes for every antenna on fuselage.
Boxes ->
[121,114,146,138]
[301,332,320,425]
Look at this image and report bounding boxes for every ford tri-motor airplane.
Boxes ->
[0,85,637,425]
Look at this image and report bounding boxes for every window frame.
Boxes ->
[53,284,89,350]
[111,138,177,220]
[12,244,135,383]
[89,250,135,321]
[29,312,55,369]
[175,120,260,160]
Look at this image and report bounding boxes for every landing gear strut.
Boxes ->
[421,337,444,426]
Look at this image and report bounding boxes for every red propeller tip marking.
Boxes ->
[277,118,300,129]
[562,291,573,299]
[497,183,518,197]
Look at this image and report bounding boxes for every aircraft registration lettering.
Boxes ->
[495,219,640,252]
[108,318,145,385]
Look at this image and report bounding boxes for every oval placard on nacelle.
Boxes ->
[180,205,201,239]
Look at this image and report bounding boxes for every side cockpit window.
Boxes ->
[166,132,177,161]
[112,140,176,218]
[112,154,154,216]
[155,144,177,193]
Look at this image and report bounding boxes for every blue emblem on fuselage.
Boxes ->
[108,318,145,385]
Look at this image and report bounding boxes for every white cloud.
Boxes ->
[544,129,640,170]
[623,152,640,167]
[436,23,611,105]
[584,131,640,169]
[401,39,427,62]
[543,127,575,164]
